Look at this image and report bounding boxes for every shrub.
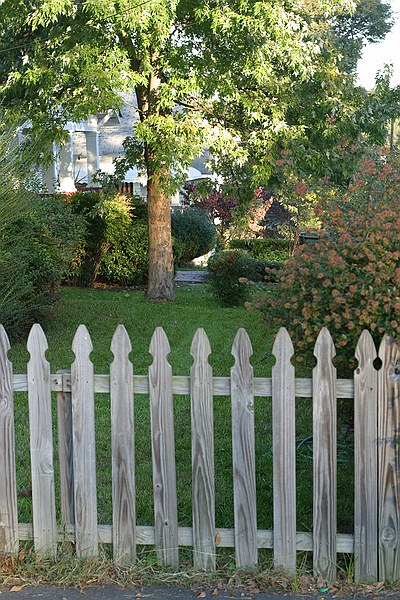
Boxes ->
[229,238,290,261]
[99,221,148,286]
[248,148,400,374]
[68,191,134,285]
[171,207,216,265]
[0,194,85,336]
[208,250,281,307]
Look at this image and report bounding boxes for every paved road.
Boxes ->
[0,585,396,600]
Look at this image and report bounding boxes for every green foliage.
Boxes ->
[68,190,134,285]
[248,148,400,374]
[1,194,85,337]
[229,238,290,262]
[99,221,148,286]
[208,250,281,307]
[171,207,216,265]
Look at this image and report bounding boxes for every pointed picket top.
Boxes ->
[190,328,211,364]
[149,326,171,362]
[111,325,132,363]
[27,323,48,361]
[72,324,93,360]
[355,330,377,369]
[231,328,253,365]
[272,327,294,362]
[313,327,336,363]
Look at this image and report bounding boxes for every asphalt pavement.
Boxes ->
[0,585,397,600]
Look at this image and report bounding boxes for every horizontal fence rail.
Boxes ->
[1,324,400,583]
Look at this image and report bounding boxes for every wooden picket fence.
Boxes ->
[0,323,400,583]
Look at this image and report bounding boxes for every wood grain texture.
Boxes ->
[190,328,215,570]
[354,331,378,583]
[149,327,178,565]
[12,373,355,400]
[111,325,136,564]
[57,370,74,526]
[231,328,257,568]
[27,324,57,559]
[378,335,400,581]
[71,325,98,558]
[272,328,296,574]
[0,325,19,555]
[313,328,337,581]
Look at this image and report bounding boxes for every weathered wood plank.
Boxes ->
[231,328,257,568]
[0,325,19,555]
[27,324,57,559]
[149,327,178,565]
[111,325,136,564]
[71,325,98,558]
[313,327,337,581]
[272,327,296,574]
[354,331,378,583]
[57,370,74,526]
[378,335,400,581]
[190,328,215,570]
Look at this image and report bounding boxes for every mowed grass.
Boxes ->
[8,283,354,540]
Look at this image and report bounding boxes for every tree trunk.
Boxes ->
[146,167,175,301]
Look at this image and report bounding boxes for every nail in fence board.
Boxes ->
[354,331,378,582]
[71,325,98,558]
[190,328,215,570]
[313,328,337,581]
[27,324,57,559]
[111,325,136,564]
[149,327,178,565]
[0,325,18,555]
[272,327,296,574]
[231,328,257,568]
[378,335,400,581]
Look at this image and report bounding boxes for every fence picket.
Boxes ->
[71,325,98,558]
[111,325,136,564]
[149,327,178,565]
[378,335,400,581]
[272,327,296,574]
[0,325,18,555]
[354,331,378,582]
[190,328,215,570]
[57,369,74,527]
[27,325,57,558]
[231,328,257,568]
[313,327,337,581]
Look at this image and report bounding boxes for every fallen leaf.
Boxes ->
[196,593,206,598]
[10,587,23,592]
[212,588,220,596]
[136,594,142,599]
[215,532,221,546]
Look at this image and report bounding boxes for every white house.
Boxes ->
[41,96,211,202]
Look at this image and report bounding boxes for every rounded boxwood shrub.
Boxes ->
[171,207,216,265]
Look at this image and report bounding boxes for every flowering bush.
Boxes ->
[248,148,400,373]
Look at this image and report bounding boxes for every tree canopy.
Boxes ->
[0,0,397,299]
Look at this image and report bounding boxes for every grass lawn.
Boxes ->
[8,283,354,549]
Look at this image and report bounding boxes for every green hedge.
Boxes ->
[229,237,289,261]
